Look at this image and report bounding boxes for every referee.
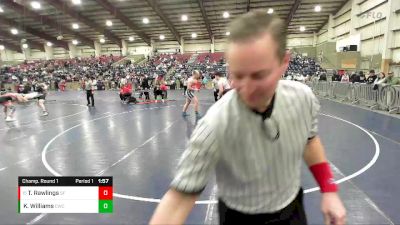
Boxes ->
[85,76,95,107]
[150,11,346,225]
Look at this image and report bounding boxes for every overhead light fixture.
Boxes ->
[46,42,53,47]
[72,23,79,29]
[30,1,41,10]
[106,20,112,27]
[71,0,81,5]
[191,33,197,38]
[72,40,78,45]
[181,15,188,21]
[0,6,4,13]
[11,28,18,35]
[299,26,306,32]
[226,31,230,36]
[22,43,29,49]
[267,8,274,14]
[223,11,230,18]
[159,35,165,40]
[143,18,149,24]
[0,45,4,50]
[129,36,134,42]
[99,38,105,43]
[314,5,322,12]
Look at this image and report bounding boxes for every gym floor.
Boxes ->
[1,89,399,225]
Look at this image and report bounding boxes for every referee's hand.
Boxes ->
[321,192,346,225]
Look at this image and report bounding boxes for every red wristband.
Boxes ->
[309,162,338,193]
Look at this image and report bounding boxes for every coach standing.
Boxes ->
[150,11,346,225]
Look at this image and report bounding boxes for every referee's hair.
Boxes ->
[228,10,287,62]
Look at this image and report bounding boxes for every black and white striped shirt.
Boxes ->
[171,80,320,213]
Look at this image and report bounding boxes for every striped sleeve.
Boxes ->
[308,91,320,139]
[170,118,220,194]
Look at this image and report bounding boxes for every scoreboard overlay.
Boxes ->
[18,177,113,213]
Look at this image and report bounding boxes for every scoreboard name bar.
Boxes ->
[18,177,113,186]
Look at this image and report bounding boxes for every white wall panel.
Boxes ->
[29,51,46,60]
[335,11,352,26]
[334,0,352,17]
[287,37,314,47]
[359,0,387,13]
[334,21,351,37]
[392,49,400,63]
[215,39,227,52]
[360,36,384,56]
[356,4,387,28]
[317,31,328,44]
[393,31,400,48]
[358,20,386,40]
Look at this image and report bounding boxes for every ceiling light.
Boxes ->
[71,0,81,5]
[223,12,230,18]
[267,8,274,14]
[299,26,306,32]
[129,36,134,42]
[143,18,149,24]
[181,15,188,21]
[0,6,4,13]
[226,31,230,36]
[72,23,79,29]
[314,5,322,12]
[99,38,105,43]
[22,43,29,49]
[106,20,112,27]
[159,35,165,40]
[72,40,78,45]
[46,42,53,47]
[191,33,197,38]
[0,45,4,50]
[11,28,18,35]
[30,1,41,10]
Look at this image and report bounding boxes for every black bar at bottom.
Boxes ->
[18,176,113,186]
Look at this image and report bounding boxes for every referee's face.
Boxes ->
[227,33,290,111]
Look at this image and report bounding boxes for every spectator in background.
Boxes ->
[332,70,341,82]
[350,72,360,83]
[212,74,219,102]
[59,79,66,91]
[215,72,231,100]
[366,70,377,84]
[139,75,150,101]
[182,75,188,96]
[359,71,366,83]
[160,79,168,102]
[154,76,165,101]
[373,72,386,90]
[385,72,400,85]
[341,72,350,83]
[319,71,327,81]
